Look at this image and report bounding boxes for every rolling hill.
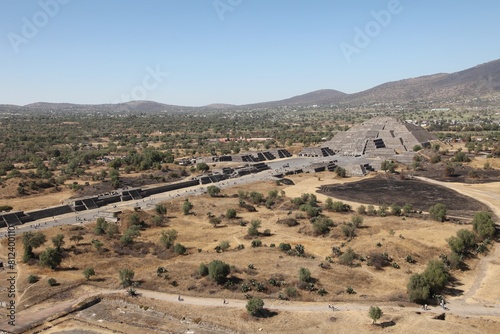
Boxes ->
[1,59,499,112]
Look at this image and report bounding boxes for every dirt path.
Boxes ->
[2,285,499,333]
[414,177,500,305]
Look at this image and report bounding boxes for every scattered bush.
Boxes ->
[279,243,291,251]
[277,218,299,227]
[83,267,96,280]
[159,229,177,249]
[429,203,447,222]
[174,243,187,255]
[351,215,363,228]
[119,268,135,287]
[207,185,221,197]
[369,306,383,324]
[246,297,264,316]
[27,275,39,284]
[226,208,237,219]
[208,260,230,284]
[339,248,356,266]
[198,263,209,276]
[218,240,230,251]
[472,212,496,241]
[298,267,312,283]
[248,219,261,236]
[39,247,62,270]
[251,240,262,247]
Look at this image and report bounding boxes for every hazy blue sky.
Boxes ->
[1,0,499,106]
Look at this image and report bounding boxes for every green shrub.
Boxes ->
[251,240,262,248]
[198,263,209,276]
[208,260,230,284]
[27,275,39,284]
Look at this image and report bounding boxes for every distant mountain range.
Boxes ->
[2,59,499,113]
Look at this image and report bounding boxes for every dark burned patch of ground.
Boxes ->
[413,163,500,184]
[411,150,500,183]
[318,174,489,218]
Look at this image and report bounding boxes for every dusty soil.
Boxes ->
[1,172,499,334]
[318,174,490,218]
[18,292,500,334]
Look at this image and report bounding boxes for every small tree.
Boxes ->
[339,247,356,266]
[95,217,108,235]
[332,201,349,212]
[218,240,230,251]
[312,216,333,235]
[226,208,237,219]
[447,236,465,255]
[429,203,447,222]
[198,263,209,276]
[22,231,47,262]
[390,204,401,216]
[120,225,141,246]
[456,229,476,251]
[246,297,264,316]
[159,229,178,249]
[351,215,363,228]
[152,215,164,227]
[368,306,383,324]
[298,267,311,282]
[128,213,141,226]
[92,240,104,252]
[182,199,193,215]
[174,243,187,255]
[279,243,291,251]
[249,191,264,204]
[268,189,279,200]
[48,278,58,286]
[27,275,39,284]
[51,234,65,251]
[209,216,222,228]
[295,244,305,256]
[472,212,496,241]
[83,267,96,280]
[407,273,430,302]
[357,205,366,215]
[119,268,135,287]
[402,203,413,216]
[208,260,230,284]
[39,247,62,270]
[70,234,84,245]
[341,224,356,239]
[196,162,209,172]
[106,223,119,237]
[422,260,449,294]
[334,166,347,178]
[155,203,167,216]
[207,185,221,197]
[248,219,261,236]
[381,160,395,173]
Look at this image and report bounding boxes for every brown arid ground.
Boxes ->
[0,171,499,333]
[0,177,74,211]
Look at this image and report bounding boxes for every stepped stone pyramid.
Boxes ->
[324,117,437,164]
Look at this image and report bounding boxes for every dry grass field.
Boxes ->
[1,169,499,333]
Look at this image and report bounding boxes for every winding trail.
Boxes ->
[2,176,499,333]
[2,286,499,333]
[415,177,500,305]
